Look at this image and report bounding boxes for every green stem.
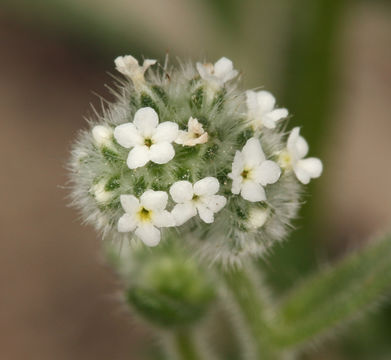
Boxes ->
[172,330,203,360]
[220,264,278,360]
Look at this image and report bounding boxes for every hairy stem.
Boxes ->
[220,264,279,360]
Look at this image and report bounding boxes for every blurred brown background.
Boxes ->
[1,1,390,359]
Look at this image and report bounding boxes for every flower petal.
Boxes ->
[256,91,276,112]
[203,195,227,212]
[231,178,242,195]
[149,142,175,164]
[197,204,215,223]
[152,121,179,143]
[135,224,161,247]
[267,108,288,121]
[194,177,220,196]
[171,203,197,226]
[140,190,168,211]
[196,62,211,79]
[242,138,266,167]
[118,213,137,232]
[152,210,175,227]
[133,107,159,137]
[254,160,281,186]
[287,127,309,159]
[229,151,245,178]
[241,181,266,202]
[169,181,194,203]
[127,145,150,169]
[120,194,140,214]
[114,123,143,148]
[214,57,238,82]
[294,158,323,184]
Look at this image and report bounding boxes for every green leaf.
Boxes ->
[273,234,391,348]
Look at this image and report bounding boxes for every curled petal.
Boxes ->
[118,213,137,233]
[127,145,150,169]
[171,203,197,226]
[152,121,179,143]
[133,107,159,137]
[120,194,140,214]
[135,224,161,247]
[241,181,266,202]
[149,142,175,164]
[294,158,323,184]
[194,177,220,196]
[114,123,143,148]
[287,127,309,159]
[169,181,194,203]
[140,190,168,211]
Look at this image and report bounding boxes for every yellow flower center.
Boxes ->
[137,207,152,222]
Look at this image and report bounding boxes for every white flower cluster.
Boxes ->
[117,177,226,246]
[71,54,323,261]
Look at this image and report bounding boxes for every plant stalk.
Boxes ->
[220,264,279,360]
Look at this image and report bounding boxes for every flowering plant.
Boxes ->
[69,54,391,360]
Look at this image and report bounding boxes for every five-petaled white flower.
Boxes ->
[117,190,175,247]
[175,117,208,146]
[114,55,156,90]
[196,57,238,90]
[228,138,281,202]
[92,125,113,147]
[170,177,227,226]
[246,90,288,131]
[114,107,178,169]
[279,127,323,184]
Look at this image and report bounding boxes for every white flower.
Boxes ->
[228,138,281,202]
[114,55,156,90]
[117,190,175,247]
[92,125,113,147]
[90,179,112,204]
[246,90,288,131]
[247,207,269,230]
[169,177,226,226]
[114,107,178,169]
[279,127,323,184]
[196,57,238,89]
[175,117,208,146]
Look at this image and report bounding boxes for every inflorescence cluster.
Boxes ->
[70,55,322,264]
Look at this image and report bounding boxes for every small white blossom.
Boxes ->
[170,177,226,226]
[279,127,323,184]
[92,125,113,147]
[114,107,178,169]
[247,207,269,230]
[117,190,175,247]
[114,55,156,90]
[246,90,288,131]
[175,117,208,146]
[90,180,112,204]
[228,138,281,202]
[196,57,238,90]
